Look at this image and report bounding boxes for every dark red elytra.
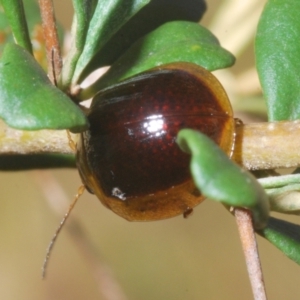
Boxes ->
[76,62,235,221]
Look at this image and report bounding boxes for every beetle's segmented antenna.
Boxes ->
[42,185,85,279]
[66,130,77,152]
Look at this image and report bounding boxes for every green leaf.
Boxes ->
[0,8,12,53]
[258,217,300,265]
[80,21,235,99]
[78,0,207,79]
[1,0,43,34]
[23,0,42,29]
[266,185,300,214]
[1,0,48,60]
[177,129,269,229]
[71,0,150,85]
[255,0,300,121]
[259,173,300,189]
[1,0,51,68]
[0,0,32,53]
[259,174,300,214]
[59,0,97,89]
[0,43,87,132]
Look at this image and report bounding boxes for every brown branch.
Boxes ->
[234,208,267,300]
[2,120,300,171]
[0,121,74,155]
[232,120,300,170]
[38,0,62,84]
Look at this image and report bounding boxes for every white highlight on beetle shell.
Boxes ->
[112,187,126,201]
[143,114,166,137]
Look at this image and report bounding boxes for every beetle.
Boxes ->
[76,62,235,221]
[43,62,235,276]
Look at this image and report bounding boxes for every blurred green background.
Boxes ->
[1,1,300,299]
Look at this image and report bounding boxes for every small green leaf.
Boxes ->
[177,129,269,229]
[259,173,300,189]
[1,0,48,61]
[0,43,87,132]
[258,217,300,265]
[266,186,300,214]
[59,0,97,89]
[259,174,300,214]
[80,21,235,99]
[71,0,150,85]
[79,0,207,79]
[0,0,32,53]
[255,0,300,121]
[22,0,42,29]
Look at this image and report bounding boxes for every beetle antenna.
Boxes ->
[66,130,77,152]
[42,185,85,279]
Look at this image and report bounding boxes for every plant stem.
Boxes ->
[38,0,62,84]
[232,120,300,170]
[234,208,267,300]
[1,120,300,171]
[0,121,74,155]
